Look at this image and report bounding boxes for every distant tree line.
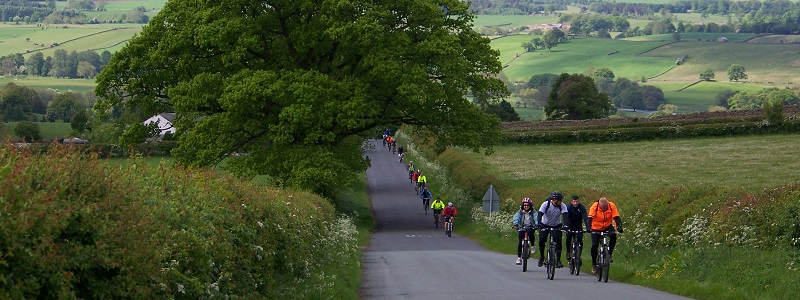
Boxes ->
[1,49,112,78]
[468,0,569,15]
[519,69,666,118]
[0,0,149,24]
[0,82,97,124]
[587,0,800,34]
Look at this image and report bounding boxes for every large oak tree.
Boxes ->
[95,0,507,197]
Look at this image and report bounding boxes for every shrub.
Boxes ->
[13,121,42,142]
[0,144,347,298]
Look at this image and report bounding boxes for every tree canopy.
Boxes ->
[727,64,748,82]
[544,73,612,120]
[95,0,507,197]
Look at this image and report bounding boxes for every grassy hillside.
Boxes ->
[2,122,74,141]
[642,41,800,84]
[0,77,95,93]
[457,134,800,195]
[0,25,142,58]
[649,81,768,112]
[497,38,677,82]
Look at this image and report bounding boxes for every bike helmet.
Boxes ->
[521,197,532,204]
[447,202,453,207]
[550,191,564,201]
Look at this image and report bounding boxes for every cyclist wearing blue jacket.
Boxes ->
[512,197,537,265]
[420,187,433,213]
[536,191,569,268]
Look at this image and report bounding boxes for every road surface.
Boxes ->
[359,140,691,300]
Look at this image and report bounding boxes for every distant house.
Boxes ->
[528,23,571,31]
[143,113,176,136]
[62,137,90,144]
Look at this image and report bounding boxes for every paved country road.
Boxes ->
[359,140,692,300]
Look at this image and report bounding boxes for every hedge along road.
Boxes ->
[359,139,691,300]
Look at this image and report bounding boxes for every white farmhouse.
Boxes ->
[143,112,176,136]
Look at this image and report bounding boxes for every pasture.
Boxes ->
[0,25,140,58]
[642,41,800,84]
[496,37,677,82]
[457,133,800,195]
[2,121,74,140]
[0,77,95,93]
[649,81,769,112]
[624,32,756,42]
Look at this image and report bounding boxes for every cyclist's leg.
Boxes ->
[565,231,574,256]
[555,229,564,262]
[590,233,601,266]
[538,229,550,255]
[609,234,618,260]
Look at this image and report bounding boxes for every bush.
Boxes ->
[0,144,347,298]
[13,121,42,142]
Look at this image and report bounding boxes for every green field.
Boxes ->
[625,32,756,42]
[642,41,800,83]
[473,14,562,30]
[0,25,140,58]
[498,38,676,82]
[458,133,800,195]
[2,121,74,140]
[649,81,769,112]
[0,77,96,93]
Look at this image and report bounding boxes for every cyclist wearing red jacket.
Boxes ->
[442,202,458,233]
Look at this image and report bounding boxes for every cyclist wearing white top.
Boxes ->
[536,191,569,268]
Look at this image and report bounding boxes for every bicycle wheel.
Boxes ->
[574,243,582,276]
[434,215,439,228]
[596,252,603,281]
[569,246,576,275]
[602,248,610,283]
[547,244,556,280]
[446,223,451,237]
[522,240,529,272]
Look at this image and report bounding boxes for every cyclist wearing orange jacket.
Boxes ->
[587,197,623,274]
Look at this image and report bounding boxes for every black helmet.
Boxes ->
[550,191,564,201]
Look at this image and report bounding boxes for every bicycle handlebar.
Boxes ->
[590,231,619,235]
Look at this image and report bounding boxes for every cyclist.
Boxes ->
[588,197,623,275]
[565,195,590,261]
[385,128,391,136]
[419,187,433,214]
[431,197,445,225]
[442,202,458,234]
[382,133,388,146]
[536,191,569,268]
[398,144,405,161]
[411,169,421,190]
[386,136,394,149]
[512,197,538,265]
[390,139,397,153]
[407,161,416,182]
[416,171,427,192]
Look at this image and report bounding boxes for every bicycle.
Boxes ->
[433,211,441,228]
[398,152,404,163]
[444,216,455,237]
[422,197,430,214]
[540,227,562,280]
[566,230,584,276]
[593,231,616,283]
[517,225,535,272]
